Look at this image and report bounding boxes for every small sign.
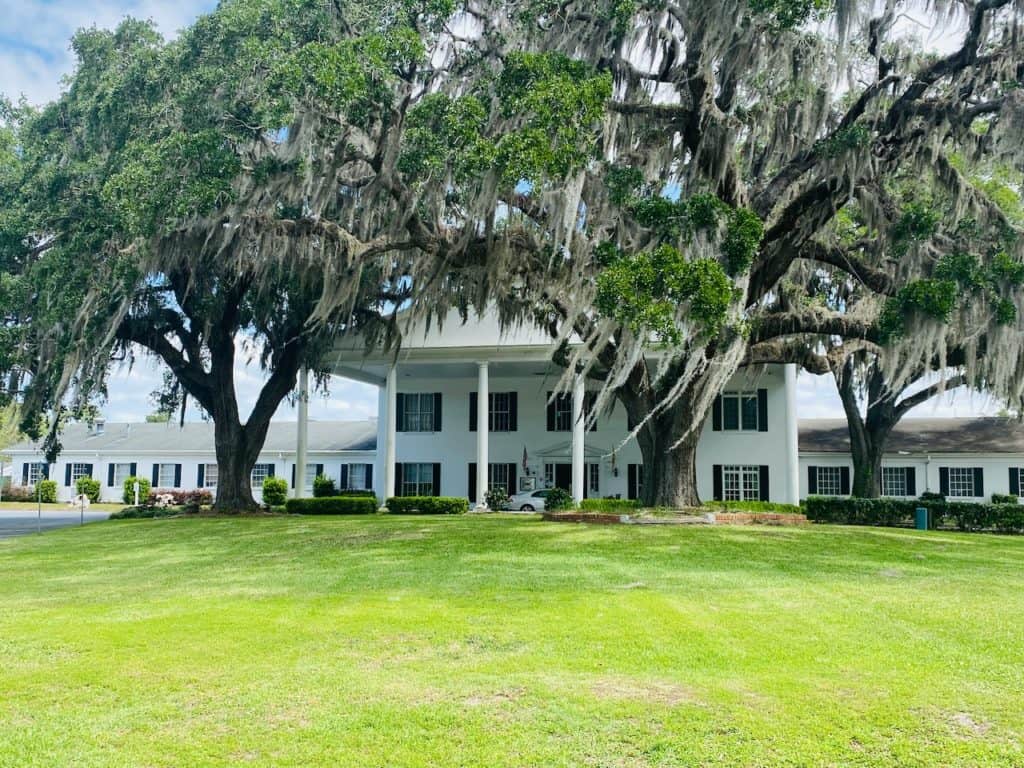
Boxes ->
[519,476,536,492]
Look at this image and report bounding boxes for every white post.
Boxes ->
[295,366,309,499]
[476,361,489,508]
[784,363,799,505]
[571,374,585,505]
[384,366,397,503]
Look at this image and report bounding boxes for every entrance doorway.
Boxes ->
[548,463,591,499]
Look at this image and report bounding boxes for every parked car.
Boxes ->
[507,488,553,512]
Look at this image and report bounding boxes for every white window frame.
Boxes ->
[721,391,759,432]
[544,463,554,487]
[553,394,572,431]
[947,467,977,498]
[881,467,907,497]
[588,463,600,494]
[815,466,843,496]
[112,463,133,487]
[203,463,219,489]
[71,463,93,483]
[402,462,435,496]
[489,392,512,432]
[303,463,317,492]
[488,463,510,492]
[251,463,273,487]
[347,463,367,490]
[156,463,177,488]
[403,393,436,433]
[26,462,46,485]
[723,465,761,501]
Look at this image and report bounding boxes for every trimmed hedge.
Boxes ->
[336,489,377,497]
[805,496,1024,533]
[385,496,469,515]
[37,480,58,504]
[286,496,378,515]
[262,476,288,506]
[122,476,151,505]
[704,500,803,514]
[312,475,337,497]
[110,506,181,520]
[579,498,640,513]
[991,493,1019,505]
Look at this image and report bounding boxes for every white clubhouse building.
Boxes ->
[3,311,1023,505]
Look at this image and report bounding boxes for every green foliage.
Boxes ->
[722,207,765,275]
[286,496,378,515]
[992,493,1019,504]
[544,487,574,511]
[748,0,832,29]
[892,202,941,255]
[312,474,337,498]
[813,124,870,159]
[484,487,511,511]
[122,476,151,505]
[704,500,803,514]
[805,496,1024,533]
[336,489,377,497]
[36,479,58,504]
[262,476,288,506]
[605,165,644,206]
[878,279,959,341]
[109,505,181,519]
[399,94,493,183]
[385,496,469,514]
[75,476,101,503]
[579,498,640,513]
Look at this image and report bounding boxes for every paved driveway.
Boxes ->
[0,508,110,539]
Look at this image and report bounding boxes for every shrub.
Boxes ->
[919,491,945,502]
[150,489,214,507]
[75,476,101,503]
[544,487,574,512]
[312,474,337,498]
[2,485,36,502]
[336,489,376,497]
[286,496,378,515]
[385,496,469,515]
[804,496,1024,534]
[484,487,511,511]
[109,506,181,520]
[704,499,803,514]
[579,498,640,513]
[122,476,151,505]
[991,493,1019,505]
[262,476,288,506]
[37,480,58,504]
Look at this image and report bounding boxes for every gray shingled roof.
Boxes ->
[799,417,1024,454]
[3,420,377,454]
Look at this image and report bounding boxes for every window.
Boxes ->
[882,467,907,497]
[947,467,978,498]
[401,393,437,432]
[26,462,46,485]
[155,463,177,488]
[723,465,762,501]
[112,463,133,487]
[70,463,92,483]
[488,463,510,492]
[251,463,274,487]
[348,463,366,490]
[588,463,600,494]
[490,392,512,432]
[544,463,554,486]
[302,463,317,492]
[401,463,435,496]
[202,463,218,488]
[553,394,572,431]
[721,392,759,431]
[815,466,843,496]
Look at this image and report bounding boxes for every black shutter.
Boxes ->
[433,393,443,431]
[939,467,950,496]
[759,465,770,501]
[198,464,205,488]
[973,467,984,497]
[757,389,768,432]
[469,392,478,432]
[712,464,723,501]
[507,463,517,497]
[396,393,406,432]
[839,466,850,496]
[316,464,324,479]
[509,392,518,431]
[906,467,917,497]
[129,462,137,478]
[340,464,349,489]
[712,396,722,431]
[1010,467,1020,497]
[151,464,159,487]
[107,464,115,488]
[65,464,73,487]
[546,392,556,431]
[291,464,296,488]
[395,463,404,497]
[42,464,50,480]
[808,466,818,495]
[468,463,477,502]
[173,464,182,488]
[627,464,638,500]
[267,464,275,478]
[432,463,441,496]
[365,464,373,491]
[22,463,28,485]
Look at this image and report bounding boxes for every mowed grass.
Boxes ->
[0,516,1022,767]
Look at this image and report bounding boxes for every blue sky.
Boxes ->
[0,0,997,423]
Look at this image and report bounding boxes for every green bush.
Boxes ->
[991,493,1019,505]
[579,498,640,513]
[385,496,469,515]
[544,487,574,511]
[37,479,58,504]
[122,476,151,505]
[804,496,1024,534]
[312,474,337,498]
[109,506,181,520]
[336,489,376,497]
[75,476,101,503]
[262,476,288,506]
[704,499,803,514]
[286,496,378,515]
[484,487,511,511]
[919,491,945,502]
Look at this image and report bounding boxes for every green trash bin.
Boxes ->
[915,507,929,530]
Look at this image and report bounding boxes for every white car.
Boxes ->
[507,489,553,512]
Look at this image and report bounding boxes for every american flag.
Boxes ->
[522,445,529,474]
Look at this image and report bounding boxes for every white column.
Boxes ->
[571,374,585,505]
[476,361,489,508]
[784,363,799,505]
[295,366,309,499]
[384,366,397,502]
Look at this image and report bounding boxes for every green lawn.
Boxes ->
[1,516,1022,767]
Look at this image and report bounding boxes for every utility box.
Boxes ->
[915,507,929,531]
